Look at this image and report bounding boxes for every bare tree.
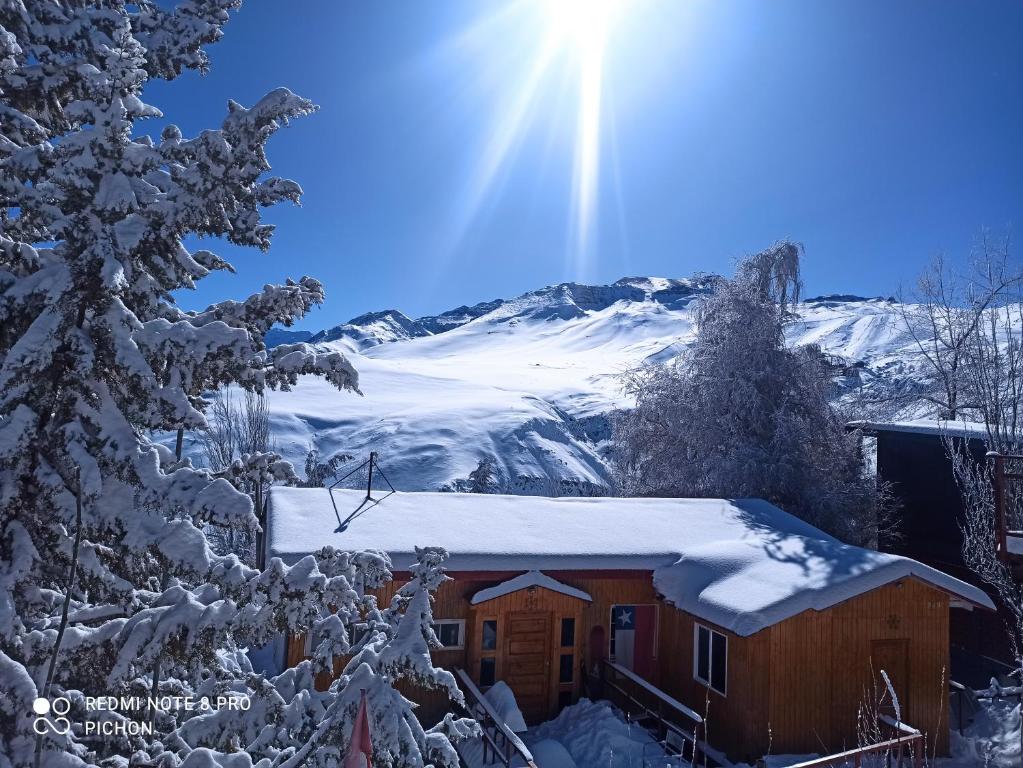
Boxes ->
[919,234,1023,667]
[197,388,296,565]
[240,388,274,454]
[196,388,239,472]
[900,236,1023,420]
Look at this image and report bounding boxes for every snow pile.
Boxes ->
[946,696,1021,767]
[483,681,528,733]
[234,278,933,495]
[522,698,687,768]
[471,571,593,605]
[267,488,993,635]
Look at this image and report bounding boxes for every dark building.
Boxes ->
[850,420,1014,673]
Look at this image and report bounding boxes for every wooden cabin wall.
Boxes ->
[822,578,947,755]
[764,579,950,756]
[286,570,954,760]
[558,573,662,681]
[656,609,772,764]
[287,571,658,726]
[656,579,952,762]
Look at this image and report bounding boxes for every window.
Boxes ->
[559,653,574,683]
[433,619,465,650]
[561,617,575,648]
[480,657,496,687]
[482,620,497,650]
[693,623,727,695]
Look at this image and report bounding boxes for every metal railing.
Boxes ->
[783,733,924,768]
[455,667,537,768]
[600,659,705,765]
[988,451,1023,560]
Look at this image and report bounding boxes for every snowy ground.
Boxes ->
[459,698,688,768]
[455,691,1021,768]
[943,696,1021,767]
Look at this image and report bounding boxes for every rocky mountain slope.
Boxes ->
[240,276,931,495]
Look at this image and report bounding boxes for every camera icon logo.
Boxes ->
[32,697,71,736]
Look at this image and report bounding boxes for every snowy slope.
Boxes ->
[253,277,931,493]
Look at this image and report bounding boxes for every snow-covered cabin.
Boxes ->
[266,487,993,763]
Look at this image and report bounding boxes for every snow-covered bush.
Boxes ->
[0,3,474,767]
[613,242,894,546]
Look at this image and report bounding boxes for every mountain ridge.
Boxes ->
[291,275,731,351]
[246,275,922,497]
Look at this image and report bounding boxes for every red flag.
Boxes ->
[343,690,373,768]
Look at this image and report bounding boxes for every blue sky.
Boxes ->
[150,0,1023,331]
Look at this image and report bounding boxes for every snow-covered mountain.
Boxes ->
[257,277,925,494]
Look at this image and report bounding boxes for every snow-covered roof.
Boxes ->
[470,571,592,605]
[848,419,990,440]
[266,488,994,635]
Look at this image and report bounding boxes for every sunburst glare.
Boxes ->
[436,0,631,276]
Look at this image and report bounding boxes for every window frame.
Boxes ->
[432,619,466,650]
[692,622,727,696]
[481,619,498,651]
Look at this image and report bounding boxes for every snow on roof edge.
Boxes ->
[653,555,995,637]
[847,419,990,440]
[470,570,593,605]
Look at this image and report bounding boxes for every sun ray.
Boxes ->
[422,0,630,281]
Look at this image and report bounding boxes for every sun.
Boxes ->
[437,0,630,274]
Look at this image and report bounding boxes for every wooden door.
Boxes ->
[871,639,910,720]
[503,611,552,724]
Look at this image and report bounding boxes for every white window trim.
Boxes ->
[433,619,466,650]
[693,623,727,696]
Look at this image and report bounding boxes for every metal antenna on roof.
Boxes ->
[327,451,396,532]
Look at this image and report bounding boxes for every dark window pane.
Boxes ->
[559,653,574,683]
[696,626,710,682]
[561,617,575,648]
[711,631,727,693]
[480,657,496,687]
[437,622,461,648]
[482,620,497,651]
[558,690,573,709]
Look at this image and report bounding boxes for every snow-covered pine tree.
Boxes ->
[466,457,497,494]
[612,241,894,546]
[0,4,475,767]
[278,548,479,768]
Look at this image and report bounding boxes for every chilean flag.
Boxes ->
[344,690,373,768]
[611,605,656,679]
